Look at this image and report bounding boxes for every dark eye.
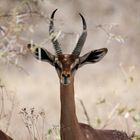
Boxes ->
[71,59,79,71]
[71,65,78,74]
[54,61,62,70]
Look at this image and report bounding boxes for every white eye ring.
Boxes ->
[57,61,63,69]
[54,58,63,70]
[71,59,79,70]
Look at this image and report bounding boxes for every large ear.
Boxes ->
[33,47,55,66]
[79,48,108,67]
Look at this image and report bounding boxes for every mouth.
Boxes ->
[61,77,70,85]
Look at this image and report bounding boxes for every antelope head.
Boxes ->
[30,9,108,85]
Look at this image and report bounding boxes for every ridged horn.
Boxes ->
[72,13,87,57]
[49,9,63,55]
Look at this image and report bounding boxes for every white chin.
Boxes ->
[61,78,70,85]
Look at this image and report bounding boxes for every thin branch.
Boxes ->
[102,104,120,129]
[77,97,91,125]
[5,93,16,133]
[0,11,49,21]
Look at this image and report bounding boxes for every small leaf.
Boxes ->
[129,76,134,82]
[128,108,137,113]
[132,115,140,123]
[96,117,102,126]
[48,129,52,135]
[117,106,127,115]
[96,98,106,105]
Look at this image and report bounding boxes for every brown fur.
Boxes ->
[0,130,13,140]
[80,123,132,140]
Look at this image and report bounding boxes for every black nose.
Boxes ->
[62,73,70,77]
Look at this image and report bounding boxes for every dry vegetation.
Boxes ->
[0,0,140,139]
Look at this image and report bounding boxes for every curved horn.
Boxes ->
[72,13,87,57]
[49,9,63,55]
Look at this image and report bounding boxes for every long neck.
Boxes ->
[60,77,85,140]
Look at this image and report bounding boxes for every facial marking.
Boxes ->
[55,54,77,85]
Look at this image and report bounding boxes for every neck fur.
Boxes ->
[60,77,85,140]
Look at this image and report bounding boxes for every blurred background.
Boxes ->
[0,0,140,139]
